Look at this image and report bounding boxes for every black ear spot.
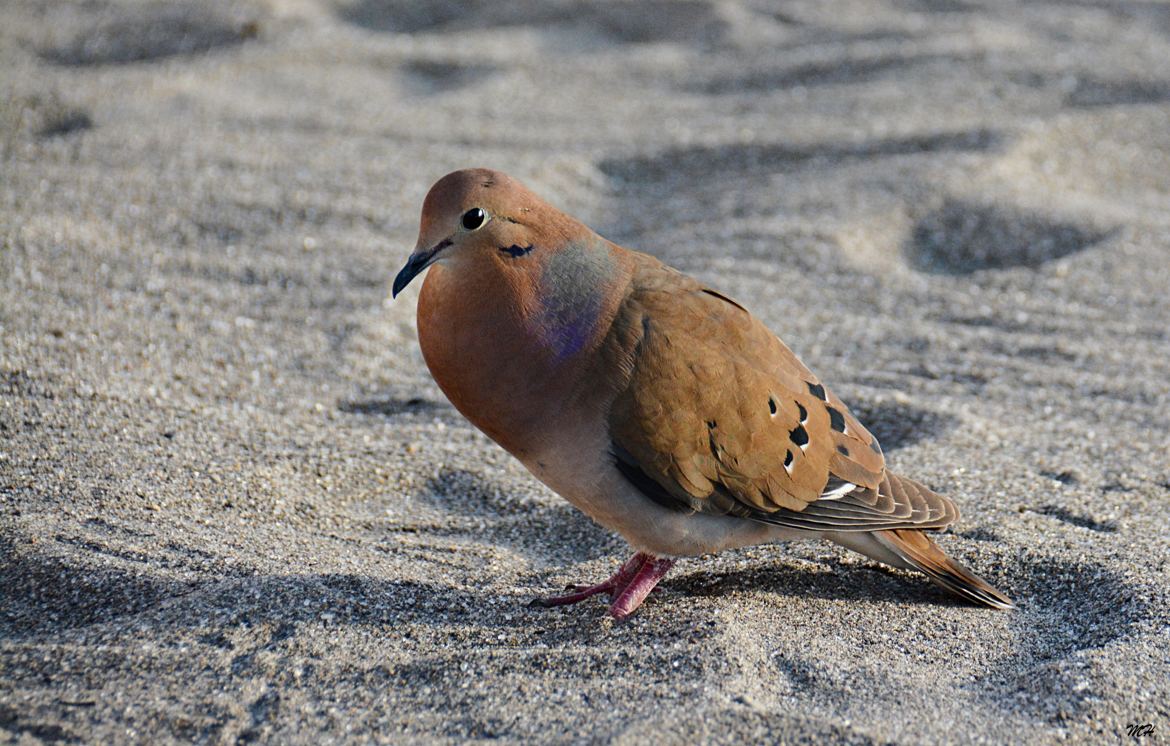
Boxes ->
[827,406,846,433]
[807,381,827,401]
[499,244,534,258]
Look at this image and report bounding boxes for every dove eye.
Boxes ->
[461,208,487,231]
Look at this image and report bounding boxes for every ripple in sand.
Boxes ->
[39,2,260,66]
[337,0,729,45]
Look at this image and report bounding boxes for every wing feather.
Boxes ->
[605,254,958,533]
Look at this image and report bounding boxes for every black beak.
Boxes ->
[392,239,450,298]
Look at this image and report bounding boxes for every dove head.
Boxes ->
[396,169,631,452]
[393,168,567,298]
[395,169,635,437]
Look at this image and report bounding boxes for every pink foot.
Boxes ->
[530,552,675,619]
[609,556,674,619]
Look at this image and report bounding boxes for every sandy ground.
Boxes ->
[2,0,1169,743]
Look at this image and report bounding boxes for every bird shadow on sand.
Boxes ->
[407,467,624,565]
[0,539,549,643]
[0,537,697,657]
[670,555,972,609]
[667,549,1154,650]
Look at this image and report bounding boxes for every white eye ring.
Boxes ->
[461,207,488,231]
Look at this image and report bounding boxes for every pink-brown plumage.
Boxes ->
[394,168,1013,619]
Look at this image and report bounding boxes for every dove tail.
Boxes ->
[871,529,1015,610]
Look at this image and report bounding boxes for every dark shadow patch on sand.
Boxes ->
[601,130,1001,183]
[1019,0,1170,37]
[1000,341,1077,364]
[51,533,202,573]
[201,576,485,630]
[37,109,93,138]
[0,706,80,746]
[187,219,249,245]
[0,564,520,647]
[0,94,92,149]
[40,5,260,66]
[974,558,1151,721]
[0,368,54,399]
[418,468,520,518]
[337,0,728,45]
[0,539,199,637]
[906,200,1116,274]
[339,396,450,418]
[358,643,716,741]
[770,653,823,692]
[675,557,972,608]
[1033,505,1118,533]
[847,399,960,452]
[400,61,498,95]
[239,689,280,743]
[958,527,1002,542]
[895,0,976,11]
[413,468,620,562]
[170,574,571,638]
[1039,470,1080,486]
[1065,77,1170,108]
[337,0,490,33]
[932,311,1069,337]
[688,53,959,95]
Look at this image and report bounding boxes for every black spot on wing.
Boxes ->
[807,381,827,401]
[784,450,793,467]
[790,424,809,447]
[796,402,807,422]
[827,406,846,432]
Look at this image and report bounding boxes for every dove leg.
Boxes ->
[531,552,651,608]
[608,556,675,620]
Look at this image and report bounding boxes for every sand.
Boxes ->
[2,0,1169,743]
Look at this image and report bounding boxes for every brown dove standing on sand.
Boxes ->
[392,168,1013,619]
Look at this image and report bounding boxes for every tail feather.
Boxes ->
[871,529,1015,610]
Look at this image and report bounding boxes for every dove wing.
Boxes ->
[605,254,956,532]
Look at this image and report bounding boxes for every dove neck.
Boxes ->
[416,239,632,459]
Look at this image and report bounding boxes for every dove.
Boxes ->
[392,168,1013,619]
